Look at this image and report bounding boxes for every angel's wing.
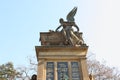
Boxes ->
[66,7,77,22]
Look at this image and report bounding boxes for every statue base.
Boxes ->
[35,46,90,80]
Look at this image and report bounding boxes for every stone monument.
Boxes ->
[35,7,90,80]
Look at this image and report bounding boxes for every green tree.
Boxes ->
[0,62,19,80]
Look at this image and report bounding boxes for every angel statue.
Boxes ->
[55,7,84,46]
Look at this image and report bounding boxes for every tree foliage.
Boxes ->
[0,62,19,80]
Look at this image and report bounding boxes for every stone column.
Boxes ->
[37,59,45,80]
[80,57,90,80]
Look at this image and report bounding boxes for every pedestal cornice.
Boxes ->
[35,46,88,61]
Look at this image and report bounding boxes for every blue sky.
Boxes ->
[0,0,120,68]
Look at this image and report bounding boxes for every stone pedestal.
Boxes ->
[35,46,89,80]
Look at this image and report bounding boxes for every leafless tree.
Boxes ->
[87,53,120,80]
[16,56,37,80]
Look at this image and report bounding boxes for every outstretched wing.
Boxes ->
[66,7,77,22]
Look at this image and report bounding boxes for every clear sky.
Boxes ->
[0,0,120,68]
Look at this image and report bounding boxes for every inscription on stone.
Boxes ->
[40,32,65,45]
[57,62,69,80]
[46,62,54,80]
[71,62,80,80]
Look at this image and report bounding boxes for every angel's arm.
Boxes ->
[55,25,62,32]
[74,24,79,32]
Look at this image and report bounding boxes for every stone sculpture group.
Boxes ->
[55,7,84,46]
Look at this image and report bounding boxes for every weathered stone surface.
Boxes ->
[40,32,65,45]
[40,32,84,46]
